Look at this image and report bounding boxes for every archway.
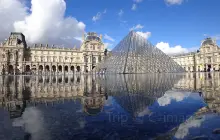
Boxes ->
[58,77,62,83]
[39,65,43,71]
[76,66,80,72]
[207,65,211,72]
[64,66,68,72]
[58,65,62,72]
[71,66,74,73]
[26,65,31,72]
[52,77,56,83]
[8,65,14,74]
[52,65,56,72]
[65,77,68,83]
[45,65,50,72]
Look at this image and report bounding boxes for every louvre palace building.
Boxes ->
[0,32,105,75]
[172,37,220,72]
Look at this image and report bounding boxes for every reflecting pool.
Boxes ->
[0,73,220,140]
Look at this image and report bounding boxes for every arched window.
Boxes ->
[10,54,13,60]
[92,57,96,64]
[98,56,101,62]
[59,57,62,62]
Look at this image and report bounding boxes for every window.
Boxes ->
[93,45,95,50]
[53,56,56,62]
[2,54,5,58]
[47,56,50,62]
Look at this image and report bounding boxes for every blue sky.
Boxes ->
[0,0,219,54]
[65,0,220,52]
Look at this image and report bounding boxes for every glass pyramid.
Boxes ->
[98,31,185,73]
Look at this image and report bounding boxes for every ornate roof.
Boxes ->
[85,32,101,42]
[201,38,216,46]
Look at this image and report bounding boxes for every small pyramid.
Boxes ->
[99,31,185,73]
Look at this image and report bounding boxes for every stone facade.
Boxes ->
[0,32,105,75]
[172,38,220,72]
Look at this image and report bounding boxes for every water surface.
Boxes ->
[0,73,220,140]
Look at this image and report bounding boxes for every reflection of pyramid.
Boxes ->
[99,31,185,73]
[101,74,183,117]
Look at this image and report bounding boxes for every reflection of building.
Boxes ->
[172,38,220,72]
[82,76,107,115]
[174,73,220,114]
[0,75,107,117]
[0,32,105,75]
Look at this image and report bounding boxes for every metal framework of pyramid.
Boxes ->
[98,31,185,73]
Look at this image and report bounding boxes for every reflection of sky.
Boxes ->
[174,116,205,139]
[157,90,204,106]
[174,114,220,140]
[13,107,50,140]
[4,91,208,139]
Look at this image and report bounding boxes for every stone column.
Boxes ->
[56,64,58,74]
[50,64,52,75]
[75,65,77,74]
[14,64,16,75]
[62,65,65,75]
[36,64,39,75]
[69,64,71,75]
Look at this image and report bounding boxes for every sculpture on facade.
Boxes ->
[97,31,185,73]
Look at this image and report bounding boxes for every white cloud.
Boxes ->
[138,107,151,117]
[175,116,205,139]
[0,0,86,47]
[104,34,115,42]
[165,0,184,5]
[118,9,124,17]
[156,42,189,55]
[0,0,28,41]
[157,90,192,106]
[136,31,151,39]
[134,0,143,3]
[130,24,144,31]
[92,9,107,22]
[131,4,137,11]
[92,12,102,22]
